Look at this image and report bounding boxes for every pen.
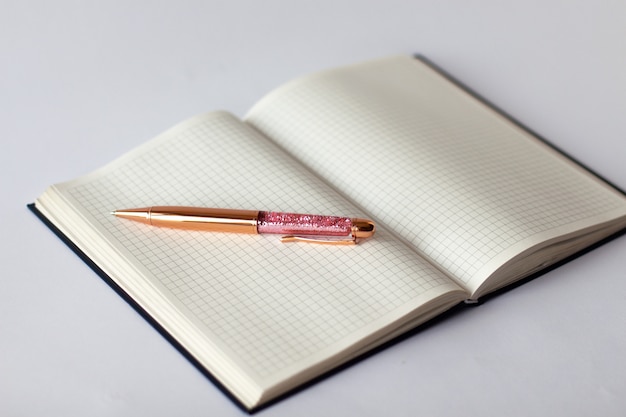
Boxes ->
[112,206,375,245]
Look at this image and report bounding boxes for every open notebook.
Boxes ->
[31,56,626,410]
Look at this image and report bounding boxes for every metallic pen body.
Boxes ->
[113,206,375,244]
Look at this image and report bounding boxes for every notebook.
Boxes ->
[30,55,626,410]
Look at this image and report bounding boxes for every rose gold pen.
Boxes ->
[112,206,375,245]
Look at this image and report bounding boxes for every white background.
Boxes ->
[2,1,626,416]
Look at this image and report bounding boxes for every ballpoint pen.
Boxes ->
[112,206,375,245]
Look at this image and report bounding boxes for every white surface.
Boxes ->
[2,1,625,416]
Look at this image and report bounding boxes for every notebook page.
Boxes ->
[37,111,464,403]
[245,56,626,294]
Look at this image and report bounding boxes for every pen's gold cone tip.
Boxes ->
[112,208,152,224]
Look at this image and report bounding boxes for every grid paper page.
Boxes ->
[246,56,626,293]
[51,112,463,386]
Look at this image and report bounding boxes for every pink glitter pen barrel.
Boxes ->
[257,211,353,236]
[112,206,375,244]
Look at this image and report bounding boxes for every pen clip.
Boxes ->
[280,235,357,245]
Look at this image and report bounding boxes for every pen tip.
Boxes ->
[110,211,117,216]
